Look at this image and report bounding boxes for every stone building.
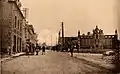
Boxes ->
[0,0,25,54]
[25,24,38,46]
[58,26,118,52]
[78,26,118,49]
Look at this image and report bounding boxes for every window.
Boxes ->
[17,37,19,52]
[13,35,16,52]
[15,16,17,28]
[112,36,114,38]
[105,36,107,38]
[18,20,19,30]
[96,35,99,39]
[109,36,111,38]
[20,20,22,31]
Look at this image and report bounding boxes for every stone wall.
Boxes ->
[0,0,24,54]
[0,1,13,53]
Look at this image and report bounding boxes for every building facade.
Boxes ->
[58,26,118,52]
[0,0,25,54]
[25,24,38,46]
[78,26,118,49]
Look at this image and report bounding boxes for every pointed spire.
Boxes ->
[78,30,80,35]
[78,30,80,37]
[96,25,98,28]
[87,32,90,36]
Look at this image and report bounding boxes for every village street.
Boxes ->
[0,50,114,74]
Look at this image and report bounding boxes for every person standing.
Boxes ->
[7,46,11,55]
[70,45,74,57]
[35,44,39,55]
[25,43,29,55]
[31,44,35,55]
[42,46,46,55]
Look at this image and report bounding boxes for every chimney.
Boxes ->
[61,22,64,45]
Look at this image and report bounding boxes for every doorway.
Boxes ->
[13,35,16,52]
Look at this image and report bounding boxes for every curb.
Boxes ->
[11,53,25,58]
[0,53,25,62]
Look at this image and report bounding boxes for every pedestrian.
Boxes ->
[35,44,39,55]
[70,45,74,57]
[42,46,46,55]
[7,46,11,55]
[25,44,29,56]
[31,44,35,55]
[29,42,32,53]
[76,44,79,53]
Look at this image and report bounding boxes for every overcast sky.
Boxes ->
[21,0,119,45]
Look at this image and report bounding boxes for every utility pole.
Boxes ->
[56,34,57,45]
[51,35,52,47]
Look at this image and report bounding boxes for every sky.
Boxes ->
[21,0,120,45]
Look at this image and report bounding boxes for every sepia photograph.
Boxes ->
[0,0,120,74]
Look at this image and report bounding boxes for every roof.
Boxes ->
[8,0,25,19]
[28,25,33,29]
[27,25,35,34]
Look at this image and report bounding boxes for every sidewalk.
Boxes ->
[0,52,25,62]
[72,53,115,70]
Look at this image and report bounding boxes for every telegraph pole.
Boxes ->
[56,34,57,45]
[51,35,52,47]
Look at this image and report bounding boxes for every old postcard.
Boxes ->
[0,0,120,74]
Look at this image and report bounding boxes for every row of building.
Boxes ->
[58,23,119,53]
[0,0,38,54]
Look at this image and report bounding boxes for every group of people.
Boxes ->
[25,42,46,55]
[35,44,46,55]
